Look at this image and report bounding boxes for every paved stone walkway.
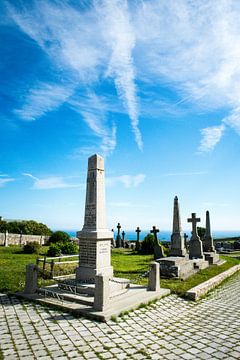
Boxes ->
[0,273,239,360]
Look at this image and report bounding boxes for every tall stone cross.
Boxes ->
[136,227,141,241]
[151,226,159,243]
[117,223,121,236]
[116,223,122,248]
[187,213,203,259]
[151,226,164,259]
[187,213,200,239]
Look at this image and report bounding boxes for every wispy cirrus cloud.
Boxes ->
[0,176,15,187]
[14,82,73,121]
[198,124,226,153]
[8,0,141,153]
[97,0,142,150]
[7,0,240,153]
[69,92,116,156]
[106,174,145,188]
[23,173,83,190]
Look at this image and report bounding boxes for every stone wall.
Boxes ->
[0,232,50,246]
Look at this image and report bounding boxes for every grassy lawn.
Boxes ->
[0,246,239,296]
[161,255,240,297]
[0,245,52,293]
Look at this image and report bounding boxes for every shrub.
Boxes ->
[61,241,78,255]
[23,241,41,254]
[47,241,78,256]
[48,231,70,244]
[140,234,155,254]
[47,243,62,257]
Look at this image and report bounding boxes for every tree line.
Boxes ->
[0,219,52,236]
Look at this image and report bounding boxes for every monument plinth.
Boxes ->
[76,154,113,280]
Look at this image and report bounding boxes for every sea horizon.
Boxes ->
[62,229,240,241]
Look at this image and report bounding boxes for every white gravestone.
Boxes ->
[76,154,113,281]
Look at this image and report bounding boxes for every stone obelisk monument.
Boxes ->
[169,196,187,257]
[76,154,113,281]
[203,211,215,252]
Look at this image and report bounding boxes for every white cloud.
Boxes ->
[69,92,116,156]
[14,83,73,121]
[23,173,83,190]
[97,0,142,150]
[223,107,240,134]
[0,177,14,187]
[106,174,145,188]
[8,0,240,152]
[8,0,142,151]
[198,124,225,153]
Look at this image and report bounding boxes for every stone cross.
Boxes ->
[151,226,164,259]
[151,226,159,243]
[187,213,203,259]
[187,213,200,238]
[169,196,187,257]
[117,223,121,235]
[136,227,141,241]
[135,227,141,251]
[116,223,122,248]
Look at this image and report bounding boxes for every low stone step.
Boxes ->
[38,286,94,306]
[57,280,95,295]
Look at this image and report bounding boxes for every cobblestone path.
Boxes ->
[0,272,239,360]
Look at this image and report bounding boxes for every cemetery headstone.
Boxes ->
[135,226,141,251]
[188,213,204,259]
[116,223,122,248]
[151,226,164,259]
[169,196,187,257]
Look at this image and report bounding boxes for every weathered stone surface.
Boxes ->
[169,196,187,257]
[188,213,204,259]
[0,232,49,246]
[186,265,240,300]
[148,262,160,291]
[24,264,38,294]
[159,257,196,280]
[204,252,220,265]
[93,275,110,311]
[203,211,215,252]
[76,154,113,280]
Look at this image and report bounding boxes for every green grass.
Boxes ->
[0,348,3,360]
[111,249,153,282]
[160,255,240,297]
[0,246,239,296]
[0,245,53,293]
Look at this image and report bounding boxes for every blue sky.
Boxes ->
[1,0,240,232]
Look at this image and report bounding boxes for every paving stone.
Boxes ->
[1,272,240,360]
